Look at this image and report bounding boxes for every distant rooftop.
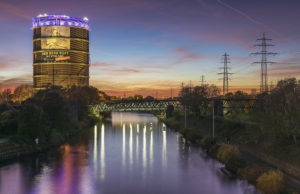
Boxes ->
[32,14,90,30]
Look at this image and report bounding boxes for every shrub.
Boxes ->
[200,135,216,149]
[237,167,264,183]
[49,130,65,145]
[217,144,240,164]
[207,144,220,158]
[217,144,246,172]
[186,130,202,143]
[256,170,283,194]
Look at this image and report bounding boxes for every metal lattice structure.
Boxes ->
[252,33,277,93]
[218,53,232,95]
[90,100,182,113]
[90,98,258,118]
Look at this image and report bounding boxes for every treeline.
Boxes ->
[0,86,103,145]
[0,85,33,104]
[179,78,300,146]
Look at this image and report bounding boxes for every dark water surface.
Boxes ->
[0,112,257,194]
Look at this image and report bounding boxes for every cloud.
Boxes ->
[0,2,31,20]
[216,0,262,26]
[91,62,117,67]
[231,37,255,50]
[0,76,32,91]
[90,78,181,97]
[173,47,207,61]
[174,48,187,54]
[112,68,141,73]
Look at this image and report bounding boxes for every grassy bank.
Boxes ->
[160,112,300,194]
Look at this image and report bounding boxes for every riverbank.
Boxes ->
[0,141,49,164]
[0,115,100,164]
[159,112,300,194]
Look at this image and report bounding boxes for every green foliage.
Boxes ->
[179,128,202,143]
[166,104,174,118]
[199,135,216,149]
[65,86,101,120]
[207,144,220,158]
[49,129,65,145]
[217,144,241,163]
[224,91,254,119]
[18,101,49,140]
[258,78,300,145]
[217,144,246,171]
[238,167,264,183]
[0,86,102,146]
[256,170,284,194]
[180,84,220,115]
[0,108,18,135]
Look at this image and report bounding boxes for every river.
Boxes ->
[0,112,257,194]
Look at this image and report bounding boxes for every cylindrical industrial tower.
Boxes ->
[32,14,90,90]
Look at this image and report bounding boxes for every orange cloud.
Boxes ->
[173,47,207,62]
[91,62,116,67]
[174,48,187,53]
[112,68,141,73]
[231,37,255,50]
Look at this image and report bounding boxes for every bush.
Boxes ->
[217,144,246,172]
[200,135,216,149]
[179,129,202,143]
[217,144,240,163]
[237,167,264,183]
[207,144,220,158]
[49,130,65,145]
[256,170,283,194]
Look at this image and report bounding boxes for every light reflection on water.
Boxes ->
[0,112,257,194]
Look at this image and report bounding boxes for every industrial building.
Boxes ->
[32,14,90,90]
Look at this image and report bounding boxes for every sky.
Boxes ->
[0,0,300,97]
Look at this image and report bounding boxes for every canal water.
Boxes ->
[0,112,257,194]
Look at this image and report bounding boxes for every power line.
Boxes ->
[218,52,233,95]
[252,32,277,93]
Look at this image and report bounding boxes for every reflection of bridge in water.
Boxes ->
[91,99,182,113]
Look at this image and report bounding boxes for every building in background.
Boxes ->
[32,14,90,90]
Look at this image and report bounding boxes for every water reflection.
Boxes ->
[93,125,97,164]
[129,123,133,166]
[150,130,153,170]
[0,112,257,194]
[143,124,147,171]
[100,124,105,180]
[122,123,126,169]
[136,123,139,163]
[162,129,167,169]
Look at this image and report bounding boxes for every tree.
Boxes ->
[12,85,33,103]
[2,88,12,103]
[180,84,220,115]
[224,91,253,118]
[145,96,155,101]
[259,78,300,145]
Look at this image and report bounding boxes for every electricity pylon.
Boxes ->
[200,75,205,86]
[252,32,277,93]
[218,53,232,95]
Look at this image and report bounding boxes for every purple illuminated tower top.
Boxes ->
[32,14,90,30]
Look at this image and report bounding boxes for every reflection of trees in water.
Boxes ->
[178,135,191,167]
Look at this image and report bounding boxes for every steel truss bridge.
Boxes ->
[90,98,257,117]
[90,99,182,113]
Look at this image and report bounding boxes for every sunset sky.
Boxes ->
[0,0,300,97]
